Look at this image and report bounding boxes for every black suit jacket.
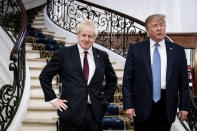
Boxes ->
[122,37,190,123]
[39,45,117,126]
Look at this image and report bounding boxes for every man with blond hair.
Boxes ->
[122,14,189,131]
[39,20,117,131]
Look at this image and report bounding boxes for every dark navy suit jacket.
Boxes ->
[122,37,190,123]
[39,45,117,126]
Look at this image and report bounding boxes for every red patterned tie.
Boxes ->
[83,51,89,83]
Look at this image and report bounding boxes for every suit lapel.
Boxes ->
[144,40,153,84]
[72,45,86,82]
[165,39,174,86]
[88,47,99,86]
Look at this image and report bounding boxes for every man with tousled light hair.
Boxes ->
[39,20,117,131]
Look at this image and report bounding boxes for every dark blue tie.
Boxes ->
[152,43,161,102]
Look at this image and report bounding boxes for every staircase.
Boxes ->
[22,7,133,131]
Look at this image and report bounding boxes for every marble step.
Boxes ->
[26,43,33,50]
[27,58,47,68]
[26,50,41,59]
[33,18,45,24]
[29,99,53,107]
[34,15,44,20]
[29,67,42,77]
[37,12,44,16]
[25,106,57,120]
[41,29,55,35]
[32,24,46,29]
[30,87,59,98]
[30,76,58,86]
[22,119,56,131]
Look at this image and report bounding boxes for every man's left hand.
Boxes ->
[178,110,188,121]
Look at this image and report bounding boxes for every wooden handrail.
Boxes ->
[10,0,28,61]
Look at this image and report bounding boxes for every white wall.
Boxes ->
[22,0,47,10]
[86,0,197,33]
[0,26,14,86]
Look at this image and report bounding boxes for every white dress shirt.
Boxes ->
[77,44,96,104]
[77,44,96,85]
[150,38,167,89]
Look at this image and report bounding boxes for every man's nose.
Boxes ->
[85,36,89,41]
[157,25,161,30]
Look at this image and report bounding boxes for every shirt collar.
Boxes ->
[150,38,165,48]
[77,43,93,55]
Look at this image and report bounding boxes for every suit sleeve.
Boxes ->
[103,52,117,102]
[178,47,190,111]
[122,44,135,110]
[39,49,63,102]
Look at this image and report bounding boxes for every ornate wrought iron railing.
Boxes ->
[46,0,147,57]
[0,0,27,130]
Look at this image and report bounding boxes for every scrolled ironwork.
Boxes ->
[47,0,147,57]
[0,0,21,42]
[0,0,27,130]
[0,44,26,130]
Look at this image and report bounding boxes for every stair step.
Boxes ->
[29,67,44,77]
[42,29,55,34]
[32,24,46,29]
[32,23,45,26]
[34,15,44,20]
[30,87,59,98]
[27,58,47,68]
[23,118,56,125]
[29,69,42,77]
[26,50,41,59]
[30,78,57,87]
[30,76,58,86]
[28,106,57,111]
[25,106,57,119]
[30,96,45,100]
[111,61,116,65]
[30,67,44,70]
[31,84,59,89]
[33,19,45,24]
[31,76,58,81]
[53,35,67,40]
[37,10,44,16]
[37,13,44,17]
[29,99,53,107]
[42,30,55,35]
[114,68,124,78]
[27,58,47,62]
[22,119,56,131]
[26,43,33,50]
